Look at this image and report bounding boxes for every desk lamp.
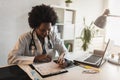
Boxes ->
[94,9,120,28]
[94,9,120,65]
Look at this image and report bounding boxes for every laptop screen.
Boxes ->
[98,39,110,66]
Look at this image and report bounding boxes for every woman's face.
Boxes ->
[36,23,51,38]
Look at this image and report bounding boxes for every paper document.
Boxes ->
[32,61,68,77]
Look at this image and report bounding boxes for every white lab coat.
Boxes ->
[8,30,68,65]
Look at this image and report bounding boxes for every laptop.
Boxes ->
[74,39,110,68]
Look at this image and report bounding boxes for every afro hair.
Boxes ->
[28,4,58,29]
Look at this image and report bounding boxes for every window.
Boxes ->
[105,0,120,45]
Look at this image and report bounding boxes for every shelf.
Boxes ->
[52,5,76,53]
[51,5,76,11]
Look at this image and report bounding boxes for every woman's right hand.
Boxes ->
[34,54,52,63]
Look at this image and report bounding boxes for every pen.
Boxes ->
[79,64,100,72]
[82,69,99,74]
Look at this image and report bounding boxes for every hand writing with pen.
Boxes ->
[57,53,68,68]
[55,53,73,68]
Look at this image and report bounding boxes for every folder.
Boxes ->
[29,61,68,78]
[0,65,31,80]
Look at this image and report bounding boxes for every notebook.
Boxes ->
[74,39,110,68]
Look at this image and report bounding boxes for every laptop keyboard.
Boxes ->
[84,55,101,63]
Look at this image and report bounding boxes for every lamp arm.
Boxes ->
[108,15,120,18]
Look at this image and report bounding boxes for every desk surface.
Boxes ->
[20,61,120,80]
[20,52,120,80]
[44,62,120,80]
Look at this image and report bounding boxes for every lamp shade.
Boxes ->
[94,9,109,29]
[94,9,120,29]
[94,15,107,29]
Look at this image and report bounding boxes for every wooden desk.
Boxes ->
[20,52,120,80]
[43,62,120,80]
[19,61,120,80]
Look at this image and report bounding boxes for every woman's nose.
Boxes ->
[43,30,49,37]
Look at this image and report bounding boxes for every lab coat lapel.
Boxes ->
[33,31,43,54]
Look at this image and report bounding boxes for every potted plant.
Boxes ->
[65,0,72,7]
[80,18,98,51]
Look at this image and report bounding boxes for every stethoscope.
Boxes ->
[29,29,53,54]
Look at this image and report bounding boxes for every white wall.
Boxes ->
[0,0,104,66]
[74,0,105,37]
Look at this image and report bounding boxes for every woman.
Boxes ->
[8,4,68,68]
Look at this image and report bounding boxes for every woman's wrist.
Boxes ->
[33,54,52,63]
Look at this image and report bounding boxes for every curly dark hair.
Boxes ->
[28,4,58,29]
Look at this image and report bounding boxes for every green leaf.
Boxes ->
[80,18,97,51]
